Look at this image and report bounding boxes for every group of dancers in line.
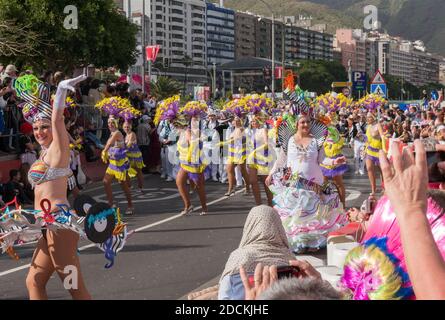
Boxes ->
[1,70,391,299]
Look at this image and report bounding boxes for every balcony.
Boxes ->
[171,12,184,20]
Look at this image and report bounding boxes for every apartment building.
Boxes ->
[206,2,235,66]
[285,25,333,62]
[130,12,151,74]
[335,29,367,73]
[123,0,208,92]
[235,12,333,63]
[234,12,257,59]
[336,29,441,88]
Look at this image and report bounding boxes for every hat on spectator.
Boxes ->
[5,65,18,74]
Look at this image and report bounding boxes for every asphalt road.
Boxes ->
[0,154,373,300]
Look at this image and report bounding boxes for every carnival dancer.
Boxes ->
[154,96,209,216]
[245,94,275,206]
[359,94,387,196]
[364,112,384,196]
[223,99,251,197]
[12,74,91,299]
[123,114,145,194]
[266,89,347,253]
[247,113,274,206]
[96,97,135,215]
[320,126,348,208]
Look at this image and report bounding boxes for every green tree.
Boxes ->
[385,75,420,100]
[0,0,138,73]
[294,59,348,94]
[150,76,182,100]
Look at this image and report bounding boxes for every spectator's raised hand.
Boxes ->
[379,139,428,216]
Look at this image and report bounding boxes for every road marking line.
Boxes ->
[345,189,362,202]
[0,190,244,278]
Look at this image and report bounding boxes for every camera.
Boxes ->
[277,265,301,279]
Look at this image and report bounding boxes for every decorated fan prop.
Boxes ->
[0,197,131,269]
[84,202,116,244]
[73,194,97,218]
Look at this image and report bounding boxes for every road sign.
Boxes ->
[371,70,386,84]
[371,83,387,97]
[352,71,367,91]
[332,82,352,88]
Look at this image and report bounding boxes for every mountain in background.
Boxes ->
[216,0,445,56]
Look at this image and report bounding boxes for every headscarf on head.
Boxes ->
[220,205,295,280]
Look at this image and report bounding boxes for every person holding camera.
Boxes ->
[218,205,295,300]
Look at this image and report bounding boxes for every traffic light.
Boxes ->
[263,67,271,80]
[163,57,169,68]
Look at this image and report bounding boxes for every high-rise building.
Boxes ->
[123,0,208,93]
[335,29,367,72]
[234,12,332,63]
[285,24,333,62]
[336,29,441,88]
[234,12,256,59]
[130,12,151,75]
[206,2,235,66]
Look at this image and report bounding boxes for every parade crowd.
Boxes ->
[1,64,445,300]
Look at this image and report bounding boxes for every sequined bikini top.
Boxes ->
[28,151,73,188]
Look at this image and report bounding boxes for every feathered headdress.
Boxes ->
[340,194,445,300]
[222,98,249,118]
[13,75,52,123]
[243,94,274,116]
[279,86,328,152]
[95,97,141,123]
[180,100,208,118]
[316,93,353,114]
[358,94,387,111]
[153,95,181,126]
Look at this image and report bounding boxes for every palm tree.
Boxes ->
[150,76,182,100]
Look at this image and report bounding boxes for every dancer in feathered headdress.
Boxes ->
[10,73,94,299]
[320,126,349,208]
[244,94,275,206]
[121,106,145,194]
[222,98,251,197]
[96,96,135,216]
[363,111,385,197]
[267,85,347,253]
[156,96,209,216]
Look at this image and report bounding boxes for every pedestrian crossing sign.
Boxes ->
[371,83,387,97]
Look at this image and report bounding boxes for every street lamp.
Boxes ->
[258,0,275,103]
